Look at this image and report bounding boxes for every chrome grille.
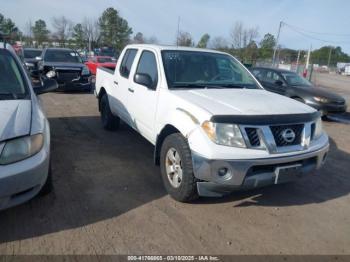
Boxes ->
[245,128,260,147]
[270,124,304,147]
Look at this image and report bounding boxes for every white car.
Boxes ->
[95,44,329,202]
[0,42,57,210]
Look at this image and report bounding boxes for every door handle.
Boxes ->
[128,88,134,93]
[114,81,118,85]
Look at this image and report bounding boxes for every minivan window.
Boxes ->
[135,51,158,87]
[120,49,137,78]
[44,49,82,63]
[162,50,259,89]
[0,50,28,100]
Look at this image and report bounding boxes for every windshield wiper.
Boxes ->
[0,92,18,100]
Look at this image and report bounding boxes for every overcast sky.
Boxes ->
[2,0,350,52]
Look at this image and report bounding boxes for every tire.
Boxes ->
[160,133,199,202]
[38,162,53,196]
[100,94,120,131]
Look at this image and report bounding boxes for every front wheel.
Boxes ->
[160,133,198,202]
[100,94,120,131]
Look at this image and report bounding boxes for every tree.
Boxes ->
[32,19,50,47]
[72,23,86,49]
[0,13,19,41]
[197,33,210,48]
[244,41,259,63]
[209,36,228,50]
[98,7,133,50]
[52,16,72,46]
[176,31,194,47]
[133,32,144,44]
[312,46,350,66]
[82,17,100,51]
[259,33,276,60]
[230,21,259,59]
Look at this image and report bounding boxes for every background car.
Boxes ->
[38,48,92,92]
[251,67,347,116]
[85,56,117,75]
[0,42,57,210]
[23,48,42,78]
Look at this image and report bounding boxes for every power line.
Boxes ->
[283,22,350,37]
[283,22,350,45]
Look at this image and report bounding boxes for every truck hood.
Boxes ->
[173,89,315,116]
[0,100,32,142]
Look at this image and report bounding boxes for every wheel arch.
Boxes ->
[154,125,181,166]
[97,87,107,112]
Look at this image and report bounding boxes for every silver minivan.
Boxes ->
[0,42,57,210]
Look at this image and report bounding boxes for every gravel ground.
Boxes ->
[0,76,349,255]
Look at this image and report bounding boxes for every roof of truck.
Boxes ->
[125,44,227,54]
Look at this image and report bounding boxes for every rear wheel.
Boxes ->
[160,133,198,202]
[100,94,120,131]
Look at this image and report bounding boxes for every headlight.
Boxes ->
[313,117,323,140]
[25,62,35,68]
[82,66,90,76]
[46,70,56,78]
[0,134,44,165]
[202,121,246,148]
[314,97,328,103]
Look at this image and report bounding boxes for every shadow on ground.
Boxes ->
[0,116,349,242]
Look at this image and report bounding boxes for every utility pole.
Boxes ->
[296,50,301,73]
[272,21,283,67]
[176,16,180,46]
[327,46,333,68]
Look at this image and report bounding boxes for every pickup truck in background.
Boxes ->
[95,44,329,202]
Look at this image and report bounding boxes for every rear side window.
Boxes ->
[135,51,158,88]
[120,49,137,78]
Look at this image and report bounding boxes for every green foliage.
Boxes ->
[99,7,133,50]
[259,33,276,60]
[32,19,50,46]
[0,13,20,42]
[176,31,194,47]
[197,33,210,48]
[312,46,350,66]
[72,23,86,48]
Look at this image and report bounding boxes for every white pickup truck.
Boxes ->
[95,44,329,202]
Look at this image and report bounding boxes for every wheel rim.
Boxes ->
[165,148,183,188]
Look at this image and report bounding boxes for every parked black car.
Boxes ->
[38,48,92,92]
[23,48,42,77]
[251,67,347,116]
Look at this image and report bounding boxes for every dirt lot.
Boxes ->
[0,75,349,255]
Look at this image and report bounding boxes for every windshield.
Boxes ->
[24,49,42,59]
[162,50,259,89]
[281,71,312,86]
[0,50,28,100]
[45,49,82,63]
[98,57,113,63]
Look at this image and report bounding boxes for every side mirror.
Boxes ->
[134,73,154,89]
[34,79,58,95]
[275,80,284,87]
[35,56,42,61]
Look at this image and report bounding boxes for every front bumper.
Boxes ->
[307,100,347,114]
[192,144,329,197]
[0,146,50,210]
[56,76,91,91]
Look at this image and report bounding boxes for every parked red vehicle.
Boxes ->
[85,56,117,75]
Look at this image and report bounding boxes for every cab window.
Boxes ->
[119,49,138,78]
[135,51,158,88]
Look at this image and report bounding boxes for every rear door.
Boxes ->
[127,49,160,143]
[109,48,138,126]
